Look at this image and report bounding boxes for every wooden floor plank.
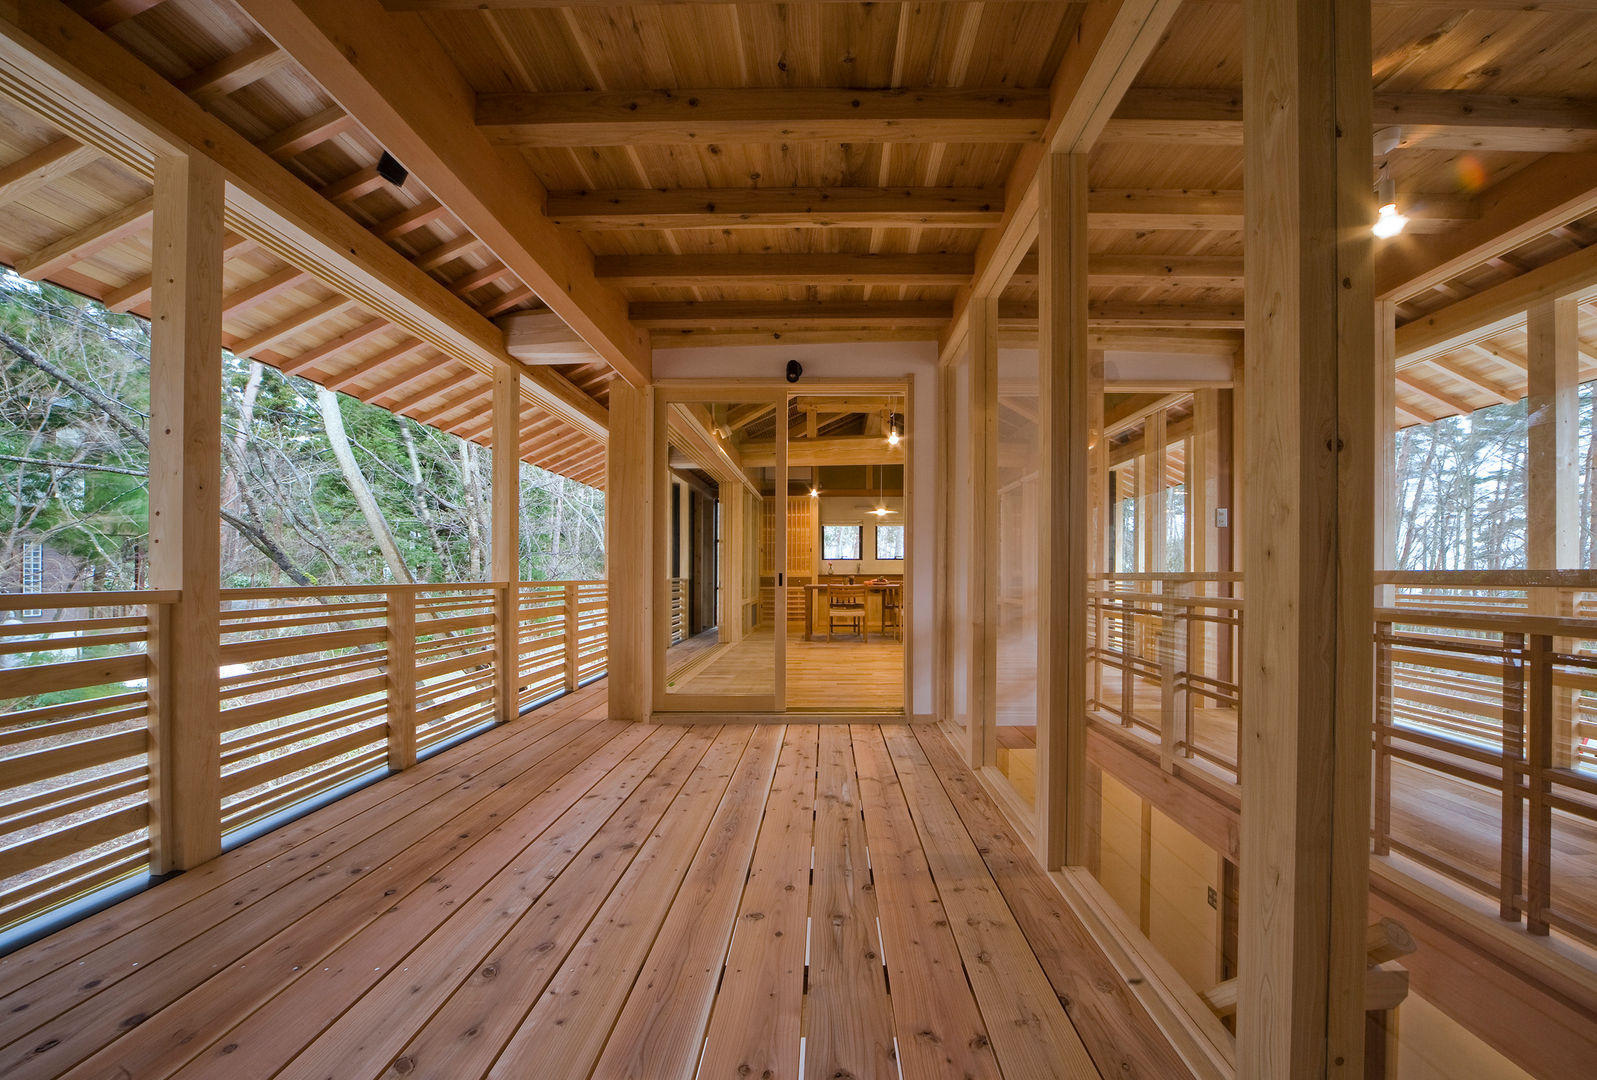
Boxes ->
[881,724,1100,1079]
[914,727,1196,1079]
[0,684,607,1001]
[665,725,820,1080]
[165,722,682,1080]
[850,724,1003,1080]
[803,725,897,1080]
[0,711,615,1078]
[275,724,722,1080]
[60,720,658,1080]
[485,724,782,1080]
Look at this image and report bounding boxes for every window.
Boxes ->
[22,540,43,617]
[822,524,861,561]
[875,524,905,561]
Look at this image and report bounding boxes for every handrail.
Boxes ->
[0,589,180,611]
[1091,571,1242,582]
[1378,569,1597,588]
[1376,605,1597,639]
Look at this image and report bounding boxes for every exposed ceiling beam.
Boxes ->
[1375,151,1597,301]
[1009,253,1246,290]
[234,0,650,388]
[632,301,952,331]
[946,0,1186,353]
[477,87,1051,147]
[999,299,1245,328]
[15,194,152,279]
[546,187,1002,231]
[502,309,602,364]
[743,436,905,469]
[1104,88,1597,153]
[1421,357,1517,406]
[0,136,99,206]
[597,253,977,288]
[1396,239,1597,361]
[373,197,446,241]
[221,265,309,317]
[1395,371,1474,417]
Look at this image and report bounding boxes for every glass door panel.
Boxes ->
[655,391,785,712]
[787,393,907,713]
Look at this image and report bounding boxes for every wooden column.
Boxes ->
[1144,406,1168,574]
[1036,150,1092,869]
[491,367,520,723]
[1089,359,1108,710]
[1374,302,1397,607]
[386,590,417,770]
[1239,0,1374,1074]
[1526,297,1579,573]
[971,295,998,769]
[1525,296,1579,767]
[606,380,652,721]
[147,153,225,873]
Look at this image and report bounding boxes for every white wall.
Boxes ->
[655,341,938,715]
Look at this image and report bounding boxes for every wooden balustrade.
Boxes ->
[1086,570,1597,951]
[1088,572,1243,780]
[0,580,609,935]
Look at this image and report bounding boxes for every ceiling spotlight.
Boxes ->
[1373,165,1407,239]
[810,487,820,498]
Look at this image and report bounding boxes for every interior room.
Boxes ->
[1,2,1595,1079]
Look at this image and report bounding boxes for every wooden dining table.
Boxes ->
[802,582,898,641]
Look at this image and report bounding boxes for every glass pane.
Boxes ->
[661,398,778,703]
[995,331,1039,806]
[789,394,905,713]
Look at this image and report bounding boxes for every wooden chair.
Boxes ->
[825,584,868,642]
[881,583,903,641]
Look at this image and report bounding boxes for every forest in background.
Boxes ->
[0,274,606,597]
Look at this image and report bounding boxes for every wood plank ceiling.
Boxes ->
[1,0,1596,458]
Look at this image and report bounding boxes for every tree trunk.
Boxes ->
[317,386,414,584]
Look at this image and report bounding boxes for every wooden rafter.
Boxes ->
[546,187,1002,231]
[0,0,607,440]
[15,193,153,279]
[1376,151,1597,301]
[373,198,446,241]
[177,39,288,104]
[221,266,309,317]
[234,0,650,388]
[476,87,1052,147]
[1421,356,1518,405]
[230,297,358,358]
[257,106,355,158]
[279,317,390,376]
[0,135,98,206]
[104,231,253,312]
[631,301,951,330]
[1105,88,1597,154]
[323,336,428,391]
[595,253,976,288]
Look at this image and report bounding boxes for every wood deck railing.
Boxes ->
[1088,570,1597,949]
[0,579,628,935]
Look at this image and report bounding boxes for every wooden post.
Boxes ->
[564,581,580,692]
[1371,622,1393,858]
[1143,407,1167,575]
[1501,631,1526,923]
[1160,581,1190,772]
[146,152,224,874]
[1239,0,1374,1074]
[607,380,652,721]
[1374,301,1397,607]
[1192,389,1221,680]
[971,294,998,769]
[1036,150,1091,869]
[386,589,417,771]
[1089,361,1108,711]
[1526,297,1579,769]
[1525,632,1554,935]
[491,366,520,724]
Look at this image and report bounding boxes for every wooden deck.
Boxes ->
[666,628,906,713]
[0,677,1191,1080]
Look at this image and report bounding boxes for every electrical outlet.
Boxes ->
[1207,886,1219,909]
[1215,507,1229,528]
